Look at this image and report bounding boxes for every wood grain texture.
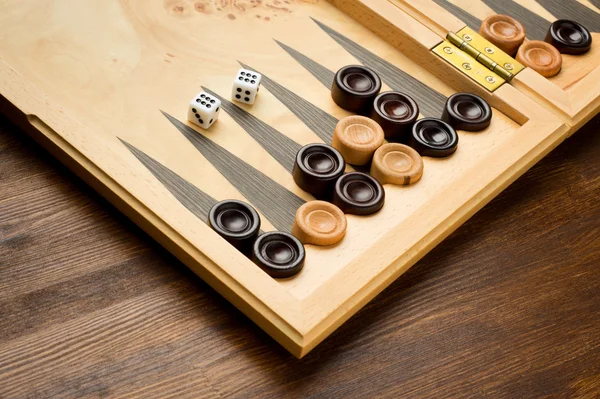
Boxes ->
[238,62,340,143]
[431,0,481,32]
[381,0,600,126]
[292,201,347,246]
[479,14,526,56]
[275,40,337,88]
[370,143,423,186]
[1,111,599,397]
[516,40,563,78]
[161,111,306,232]
[2,0,574,357]
[332,115,384,165]
[481,0,550,40]
[121,139,218,223]
[312,17,448,117]
[200,87,303,172]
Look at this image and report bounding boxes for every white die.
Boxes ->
[187,91,221,129]
[231,69,262,105]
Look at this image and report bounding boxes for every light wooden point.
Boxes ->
[292,201,347,246]
[370,143,423,185]
[517,40,563,78]
[332,115,385,165]
[479,14,526,56]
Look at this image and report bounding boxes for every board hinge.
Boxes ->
[432,27,525,92]
[446,32,515,81]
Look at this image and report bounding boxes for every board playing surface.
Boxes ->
[0,0,598,356]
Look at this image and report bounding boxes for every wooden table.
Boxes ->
[1,113,599,398]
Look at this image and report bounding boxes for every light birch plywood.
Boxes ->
[378,0,600,130]
[0,0,571,357]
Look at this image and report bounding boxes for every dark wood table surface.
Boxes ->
[1,113,599,398]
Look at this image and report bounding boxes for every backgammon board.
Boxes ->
[1,0,598,357]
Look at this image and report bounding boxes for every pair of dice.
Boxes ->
[187,68,263,130]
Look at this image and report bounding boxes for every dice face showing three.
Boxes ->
[188,92,221,129]
[232,69,262,105]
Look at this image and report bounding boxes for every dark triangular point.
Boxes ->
[161,111,304,232]
[274,39,336,88]
[202,88,300,173]
[311,17,447,117]
[239,61,338,143]
[120,138,217,223]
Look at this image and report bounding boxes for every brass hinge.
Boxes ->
[432,27,525,92]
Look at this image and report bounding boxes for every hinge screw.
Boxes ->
[485,47,494,54]
[486,76,496,83]
[443,47,454,54]
[463,34,472,41]
[462,63,472,70]
[504,63,514,70]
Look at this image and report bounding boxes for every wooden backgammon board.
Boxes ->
[1,0,599,358]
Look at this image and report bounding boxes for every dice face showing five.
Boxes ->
[188,92,221,129]
[232,69,262,105]
[187,70,262,130]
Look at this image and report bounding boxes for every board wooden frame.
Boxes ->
[1,0,588,358]
[335,0,600,131]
